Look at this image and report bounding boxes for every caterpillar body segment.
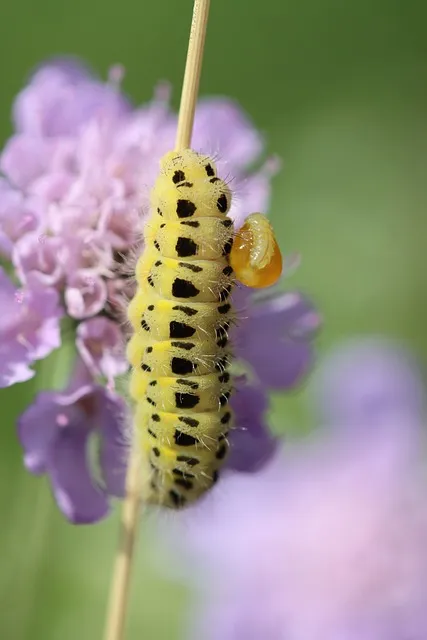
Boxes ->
[128,149,235,509]
[135,250,234,304]
[127,292,232,343]
[144,215,233,261]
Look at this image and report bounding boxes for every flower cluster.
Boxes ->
[175,339,427,640]
[0,58,319,523]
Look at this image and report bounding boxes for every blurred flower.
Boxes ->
[0,267,62,387]
[176,339,427,640]
[1,58,319,522]
[229,289,319,472]
[18,359,127,524]
[234,289,319,390]
[312,337,427,432]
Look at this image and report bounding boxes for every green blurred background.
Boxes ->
[1,0,427,637]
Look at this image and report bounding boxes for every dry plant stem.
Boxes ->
[103,1,211,640]
[175,0,211,150]
[103,447,143,640]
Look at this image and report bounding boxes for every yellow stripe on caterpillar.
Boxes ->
[129,372,232,413]
[151,150,232,221]
[127,291,234,342]
[145,215,233,261]
[135,252,234,304]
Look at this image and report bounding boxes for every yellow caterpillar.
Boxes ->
[126,148,281,509]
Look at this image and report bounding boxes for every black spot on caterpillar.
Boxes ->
[172,278,200,299]
[171,357,196,375]
[175,393,200,409]
[181,220,200,228]
[172,305,198,317]
[171,341,196,350]
[176,455,200,466]
[179,416,199,428]
[176,237,198,257]
[173,170,186,184]
[179,261,203,273]
[218,303,231,314]
[216,442,228,460]
[174,430,199,446]
[169,490,186,508]
[176,199,197,218]
[174,477,194,490]
[222,239,233,256]
[176,379,199,389]
[169,321,196,339]
[217,194,228,213]
[173,468,195,478]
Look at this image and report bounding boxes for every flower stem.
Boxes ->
[175,0,211,151]
[103,447,142,640]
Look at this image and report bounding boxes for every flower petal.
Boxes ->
[65,270,107,319]
[97,390,128,497]
[0,268,62,387]
[236,292,319,390]
[193,98,263,170]
[14,59,130,137]
[0,135,51,189]
[76,317,127,382]
[13,232,65,286]
[0,182,41,257]
[17,391,60,473]
[49,427,109,524]
[227,383,277,472]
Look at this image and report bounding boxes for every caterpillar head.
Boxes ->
[151,149,232,220]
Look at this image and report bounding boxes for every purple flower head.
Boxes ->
[18,358,127,524]
[13,58,131,137]
[0,267,62,387]
[1,58,319,521]
[1,59,292,389]
[176,339,427,640]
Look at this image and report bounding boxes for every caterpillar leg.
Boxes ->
[230,213,282,288]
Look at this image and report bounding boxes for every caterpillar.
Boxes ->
[126,148,281,509]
